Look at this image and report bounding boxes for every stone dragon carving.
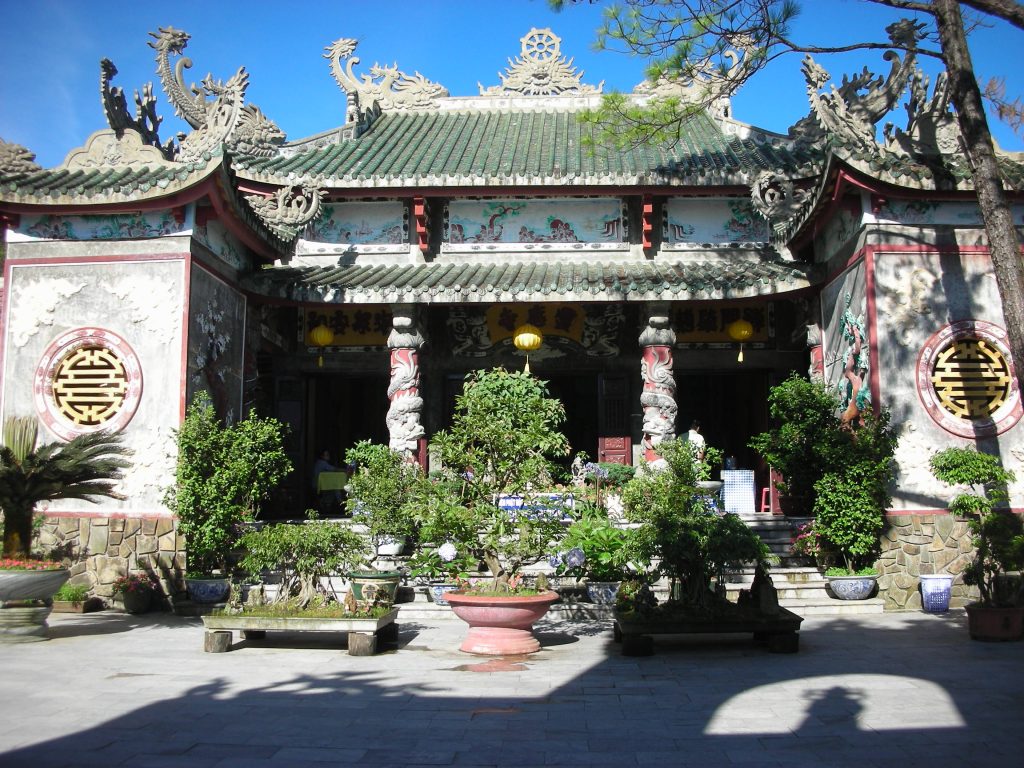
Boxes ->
[148,26,285,162]
[386,310,426,456]
[749,171,809,225]
[639,309,677,456]
[99,58,173,158]
[790,20,924,149]
[884,68,961,157]
[633,35,753,117]
[0,139,42,174]
[478,28,603,96]
[324,37,449,120]
[244,186,326,240]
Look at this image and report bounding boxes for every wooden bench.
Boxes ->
[613,607,803,655]
[201,609,399,656]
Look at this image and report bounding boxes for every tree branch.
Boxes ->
[959,0,1024,31]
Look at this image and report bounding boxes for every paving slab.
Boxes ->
[0,609,1021,767]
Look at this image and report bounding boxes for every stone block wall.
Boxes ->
[38,515,184,607]
[877,514,976,610]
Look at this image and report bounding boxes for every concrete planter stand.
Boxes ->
[201,608,400,655]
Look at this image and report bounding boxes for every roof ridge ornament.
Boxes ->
[324,37,449,122]
[245,185,326,241]
[147,26,286,163]
[0,138,42,174]
[99,58,174,160]
[478,28,603,97]
[788,19,924,149]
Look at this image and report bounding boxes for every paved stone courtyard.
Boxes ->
[0,609,1021,767]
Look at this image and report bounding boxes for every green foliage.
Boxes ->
[553,504,645,582]
[164,393,292,575]
[930,447,1023,606]
[599,462,636,490]
[417,368,571,589]
[344,441,422,541]
[812,409,897,573]
[53,582,90,602]
[0,416,130,557]
[238,512,368,607]
[621,438,769,611]
[748,374,846,505]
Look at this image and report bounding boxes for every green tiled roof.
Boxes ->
[0,161,213,204]
[235,110,819,188]
[245,256,814,304]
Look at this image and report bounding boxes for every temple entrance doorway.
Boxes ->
[273,373,389,516]
[676,370,771,493]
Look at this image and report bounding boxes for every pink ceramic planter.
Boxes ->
[444,590,559,655]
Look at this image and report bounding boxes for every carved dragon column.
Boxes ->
[638,303,677,463]
[386,306,427,462]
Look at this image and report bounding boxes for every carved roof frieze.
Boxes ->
[478,29,603,97]
[62,129,180,171]
[245,185,326,240]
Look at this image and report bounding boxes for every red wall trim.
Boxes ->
[180,254,194,424]
[40,509,174,520]
[5,252,191,267]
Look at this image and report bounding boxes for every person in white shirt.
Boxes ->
[686,420,706,462]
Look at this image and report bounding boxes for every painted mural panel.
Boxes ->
[820,261,869,419]
[813,197,862,258]
[300,201,408,254]
[663,198,768,245]
[446,199,625,249]
[10,211,186,241]
[875,200,1024,227]
[1,259,186,513]
[187,266,246,423]
[193,218,247,271]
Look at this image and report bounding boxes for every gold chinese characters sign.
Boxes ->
[917,320,1021,438]
[34,328,143,441]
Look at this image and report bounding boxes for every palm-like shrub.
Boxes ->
[0,416,130,557]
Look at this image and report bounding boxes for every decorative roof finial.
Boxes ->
[478,28,603,96]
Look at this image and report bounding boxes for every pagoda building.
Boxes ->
[1,26,1021,608]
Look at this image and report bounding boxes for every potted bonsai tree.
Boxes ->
[164,393,292,604]
[930,447,1024,640]
[620,438,770,613]
[416,367,572,655]
[344,441,421,556]
[812,408,898,600]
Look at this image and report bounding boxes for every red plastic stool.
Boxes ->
[759,487,771,514]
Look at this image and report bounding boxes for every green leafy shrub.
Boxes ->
[930,447,1023,606]
[622,438,769,611]
[550,504,644,582]
[344,441,422,543]
[164,393,292,575]
[238,512,368,608]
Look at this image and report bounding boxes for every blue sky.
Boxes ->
[2,0,1021,168]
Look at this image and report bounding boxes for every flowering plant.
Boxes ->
[0,557,64,571]
[408,541,477,582]
[111,573,154,595]
[791,522,825,563]
[549,505,642,583]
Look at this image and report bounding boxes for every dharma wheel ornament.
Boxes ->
[727,319,754,363]
[309,323,334,367]
[513,324,543,374]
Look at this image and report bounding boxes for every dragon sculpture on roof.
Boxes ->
[324,37,449,121]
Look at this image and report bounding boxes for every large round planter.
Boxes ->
[0,568,70,604]
[0,605,53,643]
[375,537,406,557]
[186,577,231,604]
[120,589,153,614]
[827,574,878,601]
[919,574,954,614]
[348,570,402,611]
[585,582,620,605]
[965,603,1024,642]
[444,590,559,655]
